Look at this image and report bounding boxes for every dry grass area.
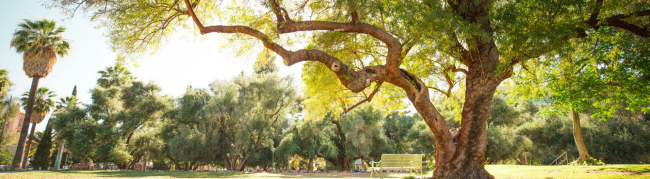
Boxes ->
[1,165,649,178]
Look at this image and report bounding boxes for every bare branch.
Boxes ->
[344,82,383,113]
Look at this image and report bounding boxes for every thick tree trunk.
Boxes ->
[422,38,501,178]
[21,122,38,169]
[572,109,590,162]
[12,77,39,170]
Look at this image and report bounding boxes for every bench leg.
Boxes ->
[379,170,383,179]
[369,169,373,179]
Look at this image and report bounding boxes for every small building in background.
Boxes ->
[3,112,25,144]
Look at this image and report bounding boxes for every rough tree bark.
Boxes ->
[21,122,38,169]
[572,109,590,163]
[12,77,39,170]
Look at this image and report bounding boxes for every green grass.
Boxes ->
[487,165,650,179]
[1,165,648,178]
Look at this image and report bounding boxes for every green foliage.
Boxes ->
[517,113,650,164]
[0,69,10,98]
[489,97,521,127]
[580,157,605,166]
[32,121,54,170]
[406,120,436,158]
[511,24,650,120]
[20,87,56,116]
[53,68,171,167]
[383,112,416,154]
[97,64,135,88]
[152,161,171,170]
[254,49,278,75]
[341,106,393,161]
[1,70,20,139]
[426,156,435,169]
[55,95,80,111]
[401,176,415,179]
[161,72,297,170]
[485,125,531,164]
[277,118,339,166]
[10,19,70,57]
[0,147,13,165]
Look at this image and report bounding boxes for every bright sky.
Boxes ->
[0,0,303,132]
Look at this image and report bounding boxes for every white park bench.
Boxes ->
[368,154,424,179]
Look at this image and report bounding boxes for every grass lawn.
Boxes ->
[1,165,648,178]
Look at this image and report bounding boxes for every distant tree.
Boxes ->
[10,19,69,169]
[53,75,171,169]
[51,106,98,161]
[279,105,392,171]
[383,112,417,154]
[32,120,54,170]
[512,28,650,163]
[97,64,135,88]
[407,120,437,158]
[517,113,650,164]
[205,73,296,171]
[159,87,214,171]
[55,96,80,111]
[277,118,338,171]
[19,87,56,167]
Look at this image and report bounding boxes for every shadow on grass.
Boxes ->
[48,170,245,178]
[595,165,650,174]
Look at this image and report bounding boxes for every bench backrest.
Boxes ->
[380,154,424,169]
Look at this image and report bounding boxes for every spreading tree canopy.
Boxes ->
[49,0,649,177]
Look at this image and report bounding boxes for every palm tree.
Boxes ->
[0,69,10,97]
[55,96,80,111]
[10,19,69,170]
[97,64,135,88]
[19,87,56,168]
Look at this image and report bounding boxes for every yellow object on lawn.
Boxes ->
[368,154,425,179]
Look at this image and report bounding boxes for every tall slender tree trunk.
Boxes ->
[308,157,314,172]
[21,122,37,169]
[12,77,39,170]
[572,109,590,162]
[331,120,350,171]
[143,156,146,171]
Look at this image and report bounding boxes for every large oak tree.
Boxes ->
[50,0,649,178]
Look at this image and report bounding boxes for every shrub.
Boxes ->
[581,157,605,166]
